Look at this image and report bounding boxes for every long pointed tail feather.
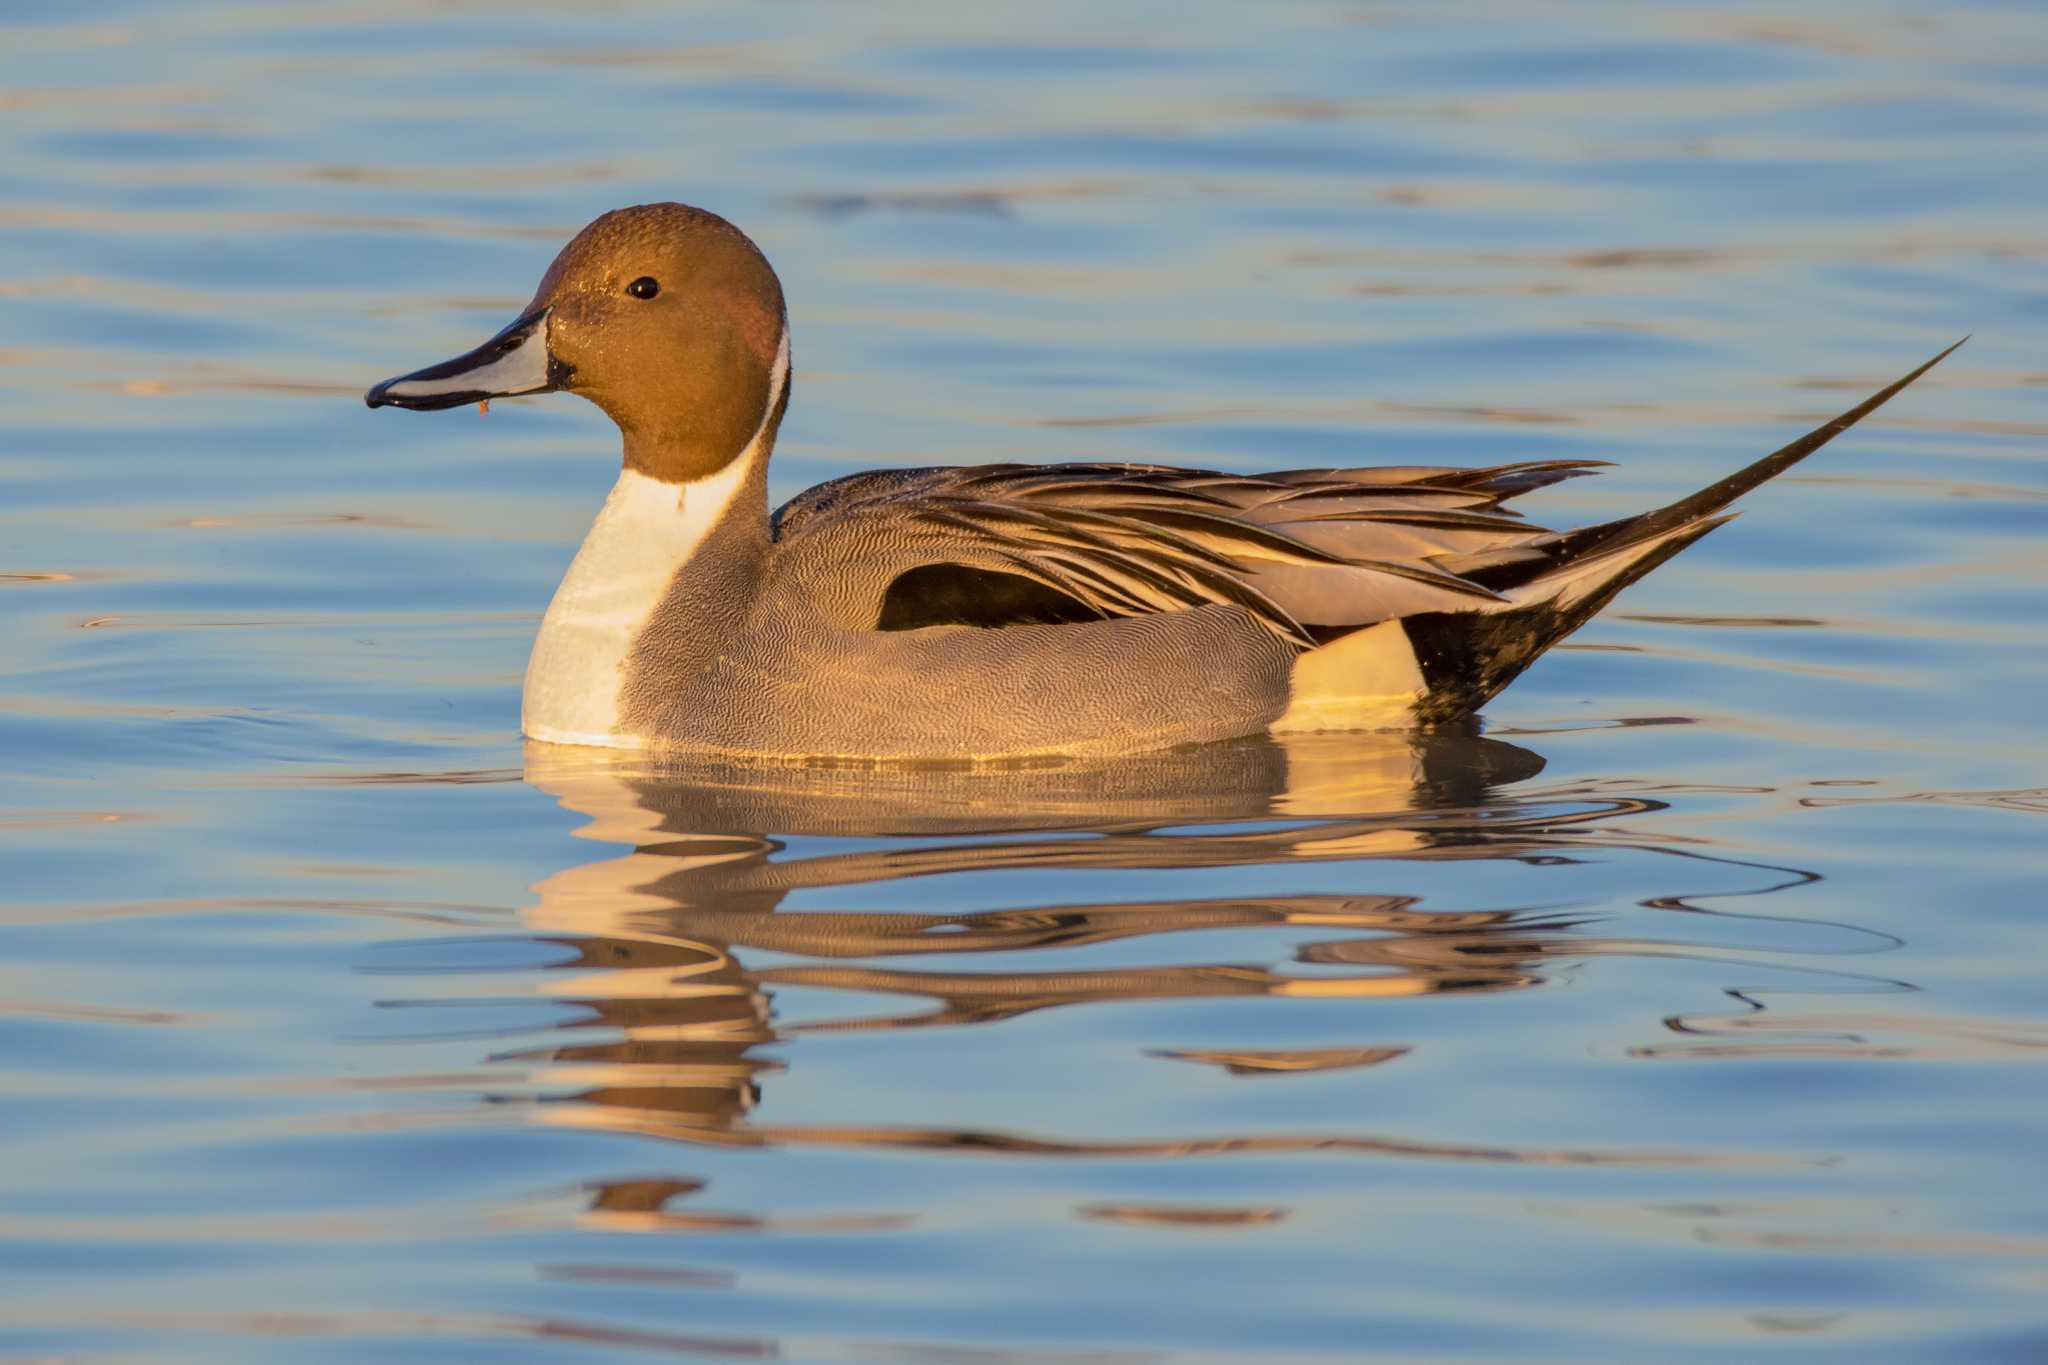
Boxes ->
[1406,340,1962,721]
[1512,338,1966,579]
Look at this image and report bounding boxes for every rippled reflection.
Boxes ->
[362,729,1902,1186]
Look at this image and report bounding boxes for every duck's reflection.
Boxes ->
[385,728,1875,1189]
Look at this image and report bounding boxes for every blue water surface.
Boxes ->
[2,2,2045,1361]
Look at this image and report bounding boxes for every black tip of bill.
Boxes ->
[365,307,558,411]
[364,376,481,412]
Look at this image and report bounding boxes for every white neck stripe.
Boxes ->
[520,324,789,749]
[748,325,791,451]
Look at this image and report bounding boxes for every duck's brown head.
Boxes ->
[367,203,789,483]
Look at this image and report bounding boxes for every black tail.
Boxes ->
[1407,340,1964,721]
[1406,515,1729,721]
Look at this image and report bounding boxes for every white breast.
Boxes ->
[521,458,752,747]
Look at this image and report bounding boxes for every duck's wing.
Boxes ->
[766,344,1957,730]
[769,459,1600,644]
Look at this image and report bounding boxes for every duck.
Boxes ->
[366,202,1957,761]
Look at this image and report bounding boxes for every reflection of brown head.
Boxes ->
[498,934,776,1135]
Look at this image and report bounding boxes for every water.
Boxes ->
[3,1,2045,1359]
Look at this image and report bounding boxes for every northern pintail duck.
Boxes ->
[366,203,1956,760]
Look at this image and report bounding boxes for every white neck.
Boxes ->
[522,330,788,748]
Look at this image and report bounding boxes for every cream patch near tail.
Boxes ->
[1269,619,1427,734]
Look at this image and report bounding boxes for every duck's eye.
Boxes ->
[625,276,660,300]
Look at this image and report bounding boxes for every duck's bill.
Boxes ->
[365,307,566,411]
